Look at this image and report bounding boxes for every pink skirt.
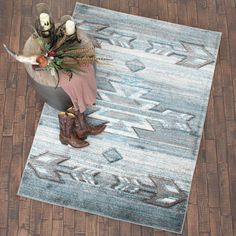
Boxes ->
[58,64,97,113]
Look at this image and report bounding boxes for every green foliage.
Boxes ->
[35,37,46,53]
[44,43,51,53]
[32,24,106,85]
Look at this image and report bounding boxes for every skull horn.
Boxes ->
[3,44,39,65]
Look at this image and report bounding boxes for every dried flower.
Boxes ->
[36,55,48,68]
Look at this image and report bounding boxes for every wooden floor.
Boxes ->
[0,0,235,235]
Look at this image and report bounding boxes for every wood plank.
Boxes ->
[130,6,139,15]
[153,228,165,236]
[209,207,221,236]
[189,172,197,205]
[108,219,120,236]
[186,0,198,27]
[0,94,6,150]
[0,137,13,232]
[0,1,14,52]
[205,139,220,208]
[16,65,28,97]
[109,0,120,11]
[74,211,86,235]
[177,0,188,25]
[229,30,236,81]
[138,0,150,17]
[90,0,100,7]
[3,88,16,136]
[217,162,232,216]
[85,213,97,236]
[52,219,64,236]
[229,175,236,234]
[131,224,142,236]
[100,0,109,8]
[213,96,228,163]
[157,0,168,21]
[97,216,109,236]
[223,84,235,121]
[63,208,74,236]
[22,136,34,164]
[52,184,63,236]
[227,145,236,177]
[187,204,199,236]
[29,200,42,235]
[8,0,22,54]
[14,96,26,123]
[26,85,36,108]
[226,120,236,146]
[212,62,223,97]
[204,94,215,140]
[24,107,36,137]
[221,214,234,236]
[40,203,53,236]
[6,62,17,89]
[53,205,64,220]
[167,0,178,23]
[217,15,229,61]
[0,80,6,95]
[196,147,210,233]
[20,16,32,50]
[17,198,31,236]
[141,226,154,236]
[119,221,131,236]
[119,0,129,13]
[7,150,21,236]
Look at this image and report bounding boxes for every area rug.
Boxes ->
[17,2,221,234]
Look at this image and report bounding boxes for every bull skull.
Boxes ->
[3,44,39,65]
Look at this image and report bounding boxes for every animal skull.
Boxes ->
[39,13,51,31]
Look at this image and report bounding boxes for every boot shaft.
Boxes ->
[67,107,87,129]
[58,112,76,137]
[66,106,106,138]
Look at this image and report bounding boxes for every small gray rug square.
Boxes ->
[18,3,221,234]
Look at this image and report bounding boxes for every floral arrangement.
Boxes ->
[3,3,108,86]
[32,18,100,79]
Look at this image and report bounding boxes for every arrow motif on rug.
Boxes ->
[77,21,215,68]
[93,31,136,49]
[146,40,215,68]
[71,167,100,185]
[28,152,100,184]
[78,21,136,49]
[77,20,109,32]
[112,176,143,193]
[28,152,73,183]
[91,80,194,137]
[28,152,187,208]
[144,175,187,208]
[112,175,187,208]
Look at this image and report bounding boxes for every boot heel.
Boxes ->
[60,137,68,145]
[60,140,68,145]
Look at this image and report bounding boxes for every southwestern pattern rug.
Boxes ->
[18,2,221,234]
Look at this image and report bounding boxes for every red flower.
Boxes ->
[48,50,57,57]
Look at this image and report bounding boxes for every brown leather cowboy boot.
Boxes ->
[58,112,89,148]
[67,107,106,139]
